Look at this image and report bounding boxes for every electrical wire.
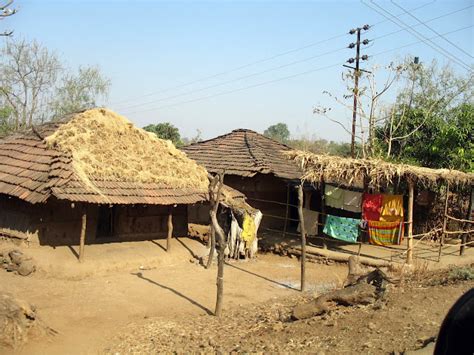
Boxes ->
[120,24,473,116]
[362,0,472,71]
[390,0,473,59]
[109,0,438,107]
[116,6,473,113]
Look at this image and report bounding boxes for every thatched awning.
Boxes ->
[287,151,474,188]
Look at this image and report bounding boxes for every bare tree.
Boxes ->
[0,39,61,129]
[0,0,16,37]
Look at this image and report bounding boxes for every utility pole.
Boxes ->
[345,24,370,158]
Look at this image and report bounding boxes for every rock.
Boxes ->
[368,322,377,330]
[17,259,36,276]
[9,250,24,265]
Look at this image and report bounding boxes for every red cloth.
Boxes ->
[362,193,383,221]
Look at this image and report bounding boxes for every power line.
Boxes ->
[114,45,348,111]
[390,0,473,59]
[362,0,472,71]
[117,6,473,113]
[120,25,473,116]
[109,1,439,107]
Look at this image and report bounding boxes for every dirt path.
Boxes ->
[0,252,346,354]
[104,277,474,354]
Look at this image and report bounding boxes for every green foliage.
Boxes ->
[143,122,182,147]
[448,266,474,282]
[0,106,13,137]
[264,123,290,143]
[375,60,474,172]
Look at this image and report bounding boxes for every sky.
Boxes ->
[5,0,473,142]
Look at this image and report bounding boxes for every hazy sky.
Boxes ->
[7,0,473,141]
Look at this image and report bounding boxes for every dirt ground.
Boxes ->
[0,236,473,354]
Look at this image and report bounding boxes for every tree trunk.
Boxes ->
[206,225,215,269]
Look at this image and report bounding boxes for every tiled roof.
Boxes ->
[182,129,302,180]
[0,122,216,205]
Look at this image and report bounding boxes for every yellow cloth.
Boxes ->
[325,185,344,209]
[380,194,404,222]
[241,213,256,245]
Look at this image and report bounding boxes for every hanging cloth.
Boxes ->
[380,194,404,222]
[368,220,404,246]
[325,185,344,209]
[241,213,256,247]
[297,209,319,236]
[362,193,383,221]
[343,190,363,213]
[323,214,360,243]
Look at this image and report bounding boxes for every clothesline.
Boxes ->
[445,214,474,224]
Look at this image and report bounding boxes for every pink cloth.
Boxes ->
[362,193,383,221]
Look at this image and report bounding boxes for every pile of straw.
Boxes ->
[287,150,474,188]
[45,108,208,190]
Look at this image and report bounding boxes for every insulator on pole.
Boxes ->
[348,43,355,49]
[361,54,369,61]
[362,39,370,45]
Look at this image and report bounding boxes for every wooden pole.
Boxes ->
[209,173,225,317]
[79,209,87,263]
[321,180,327,248]
[406,181,414,265]
[439,183,449,261]
[297,184,306,292]
[460,186,472,256]
[283,183,290,237]
[167,206,173,252]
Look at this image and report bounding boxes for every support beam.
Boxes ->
[79,209,87,263]
[297,184,306,292]
[406,181,414,265]
[461,186,472,256]
[282,184,290,237]
[439,183,449,261]
[167,206,173,252]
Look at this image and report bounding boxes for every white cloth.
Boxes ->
[297,209,319,236]
[343,190,362,212]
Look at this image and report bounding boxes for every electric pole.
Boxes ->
[345,24,370,158]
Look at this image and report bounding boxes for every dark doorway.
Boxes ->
[97,206,115,238]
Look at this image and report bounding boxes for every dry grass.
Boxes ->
[287,150,474,188]
[45,108,209,190]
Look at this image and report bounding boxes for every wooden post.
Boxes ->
[406,181,414,265]
[460,186,472,256]
[439,183,449,261]
[79,209,87,263]
[208,173,225,317]
[167,206,173,252]
[320,180,327,248]
[297,184,306,292]
[283,183,290,237]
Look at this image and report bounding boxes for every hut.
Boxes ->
[287,151,474,262]
[0,108,243,260]
[183,129,304,231]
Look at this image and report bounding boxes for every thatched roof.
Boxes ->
[183,129,302,180]
[288,150,474,188]
[0,108,237,205]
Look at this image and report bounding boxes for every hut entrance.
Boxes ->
[97,206,115,238]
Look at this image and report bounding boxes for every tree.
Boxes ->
[376,60,474,171]
[0,39,61,130]
[0,0,17,37]
[263,122,290,143]
[0,38,110,133]
[143,122,182,146]
[50,66,110,119]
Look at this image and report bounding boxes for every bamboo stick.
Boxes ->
[406,181,414,264]
[167,207,173,252]
[297,185,306,292]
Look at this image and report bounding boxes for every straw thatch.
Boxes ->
[287,150,474,188]
[45,108,208,190]
[0,108,215,205]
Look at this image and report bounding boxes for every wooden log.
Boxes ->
[406,181,414,265]
[297,185,306,292]
[439,183,449,262]
[287,247,391,268]
[167,207,173,252]
[79,209,87,263]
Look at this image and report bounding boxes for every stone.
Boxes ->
[17,259,36,276]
